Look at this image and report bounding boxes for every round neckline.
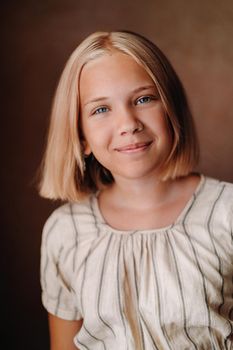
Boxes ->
[91,174,205,235]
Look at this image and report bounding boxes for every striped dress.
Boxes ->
[40,175,233,349]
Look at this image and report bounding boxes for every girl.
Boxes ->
[39,31,233,350]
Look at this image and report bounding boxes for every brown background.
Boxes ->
[2,0,233,348]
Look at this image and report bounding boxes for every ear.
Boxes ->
[82,140,92,156]
[79,126,91,155]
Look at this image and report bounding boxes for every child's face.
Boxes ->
[79,51,172,182]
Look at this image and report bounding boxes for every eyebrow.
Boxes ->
[83,85,156,107]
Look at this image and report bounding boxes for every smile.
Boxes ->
[115,141,153,153]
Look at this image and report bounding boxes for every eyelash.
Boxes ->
[135,95,155,105]
[93,106,109,115]
[91,95,156,115]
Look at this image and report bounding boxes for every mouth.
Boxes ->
[115,141,153,153]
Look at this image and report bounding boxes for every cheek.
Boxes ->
[82,124,111,154]
[155,115,173,149]
[161,123,173,146]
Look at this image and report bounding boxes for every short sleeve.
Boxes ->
[40,208,82,320]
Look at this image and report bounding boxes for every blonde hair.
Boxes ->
[39,30,199,202]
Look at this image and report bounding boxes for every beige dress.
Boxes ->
[40,175,233,349]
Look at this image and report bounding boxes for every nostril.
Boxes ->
[134,122,144,133]
[119,121,144,136]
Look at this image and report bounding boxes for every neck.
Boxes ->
[104,173,177,210]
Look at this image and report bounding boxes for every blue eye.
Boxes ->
[93,106,109,115]
[136,96,153,105]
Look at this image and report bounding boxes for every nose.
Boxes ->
[118,108,144,136]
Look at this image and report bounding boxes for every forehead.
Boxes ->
[79,51,155,97]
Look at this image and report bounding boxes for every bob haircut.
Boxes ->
[39,30,199,202]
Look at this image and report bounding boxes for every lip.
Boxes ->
[115,141,153,153]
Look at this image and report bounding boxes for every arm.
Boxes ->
[48,313,83,350]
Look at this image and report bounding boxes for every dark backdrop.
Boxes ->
[2,0,233,348]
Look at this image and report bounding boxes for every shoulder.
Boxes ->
[41,194,98,253]
[196,175,233,224]
[201,175,233,200]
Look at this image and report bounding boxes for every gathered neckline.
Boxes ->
[91,174,205,235]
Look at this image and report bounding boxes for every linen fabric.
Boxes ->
[40,175,233,349]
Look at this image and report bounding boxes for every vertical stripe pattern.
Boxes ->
[40,176,233,349]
